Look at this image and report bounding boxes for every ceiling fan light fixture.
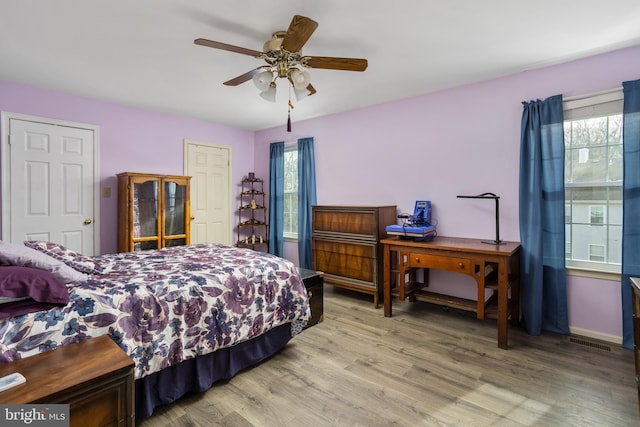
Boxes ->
[290,69,311,90]
[260,82,277,102]
[253,70,274,91]
[293,86,311,101]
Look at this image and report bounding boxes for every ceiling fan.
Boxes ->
[194,15,368,101]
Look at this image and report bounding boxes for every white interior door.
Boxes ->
[1,114,99,255]
[184,140,231,245]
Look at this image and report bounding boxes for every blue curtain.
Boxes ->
[297,137,317,269]
[268,142,285,257]
[622,79,640,349]
[519,94,569,335]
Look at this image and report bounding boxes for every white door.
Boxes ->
[184,140,231,245]
[1,115,98,255]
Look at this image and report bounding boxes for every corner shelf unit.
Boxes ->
[237,177,269,251]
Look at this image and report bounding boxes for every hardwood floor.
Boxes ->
[138,287,638,426]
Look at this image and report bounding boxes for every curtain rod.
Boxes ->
[563,87,622,102]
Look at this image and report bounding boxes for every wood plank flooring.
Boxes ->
[138,287,638,426]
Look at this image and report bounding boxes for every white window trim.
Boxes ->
[283,142,298,240]
[567,266,620,281]
[563,88,623,118]
[563,88,623,278]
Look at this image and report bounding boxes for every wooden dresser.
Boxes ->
[311,205,396,307]
[632,276,640,412]
[0,335,135,426]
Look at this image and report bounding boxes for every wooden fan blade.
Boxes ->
[304,56,368,71]
[194,38,263,57]
[306,84,317,95]
[224,68,266,86]
[281,15,318,52]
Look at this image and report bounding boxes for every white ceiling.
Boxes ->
[2,1,640,131]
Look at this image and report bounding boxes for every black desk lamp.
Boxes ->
[456,193,502,245]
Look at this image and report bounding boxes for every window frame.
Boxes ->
[283,142,298,240]
[563,89,623,276]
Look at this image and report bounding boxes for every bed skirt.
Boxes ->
[135,323,293,419]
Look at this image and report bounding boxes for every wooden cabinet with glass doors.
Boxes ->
[117,172,191,252]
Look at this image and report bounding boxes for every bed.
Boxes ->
[0,241,310,418]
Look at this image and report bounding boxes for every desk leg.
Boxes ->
[510,249,521,326]
[497,258,509,349]
[383,244,392,317]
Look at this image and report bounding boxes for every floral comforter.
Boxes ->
[0,243,310,379]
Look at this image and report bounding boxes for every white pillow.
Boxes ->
[0,241,87,283]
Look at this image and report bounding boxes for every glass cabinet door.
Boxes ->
[133,180,160,251]
[163,179,187,247]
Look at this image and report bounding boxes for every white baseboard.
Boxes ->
[569,326,622,345]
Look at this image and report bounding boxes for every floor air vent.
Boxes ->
[568,336,612,352]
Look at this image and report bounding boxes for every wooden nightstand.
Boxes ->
[0,335,135,426]
[299,267,324,328]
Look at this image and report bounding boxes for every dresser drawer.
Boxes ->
[313,239,376,283]
[406,253,471,274]
[313,207,380,238]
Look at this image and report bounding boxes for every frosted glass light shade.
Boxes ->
[294,86,311,101]
[290,69,311,90]
[260,82,277,102]
[253,70,273,91]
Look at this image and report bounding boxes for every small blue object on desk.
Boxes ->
[385,224,437,241]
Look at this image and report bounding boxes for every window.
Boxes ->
[283,143,298,238]
[588,244,606,262]
[564,90,623,272]
[589,205,605,225]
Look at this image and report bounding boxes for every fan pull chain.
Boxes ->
[287,86,293,132]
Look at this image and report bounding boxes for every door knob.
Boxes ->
[190,216,195,221]
[84,219,93,225]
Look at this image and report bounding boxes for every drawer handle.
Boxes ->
[458,263,464,269]
[415,258,420,263]
[308,290,313,298]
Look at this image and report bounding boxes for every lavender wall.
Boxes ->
[1,43,639,341]
[0,80,255,254]
[255,44,640,342]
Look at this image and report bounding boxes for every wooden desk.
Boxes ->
[382,236,521,349]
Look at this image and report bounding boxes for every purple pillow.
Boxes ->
[24,241,103,274]
[0,266,69,319]
[0,241,87,283]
